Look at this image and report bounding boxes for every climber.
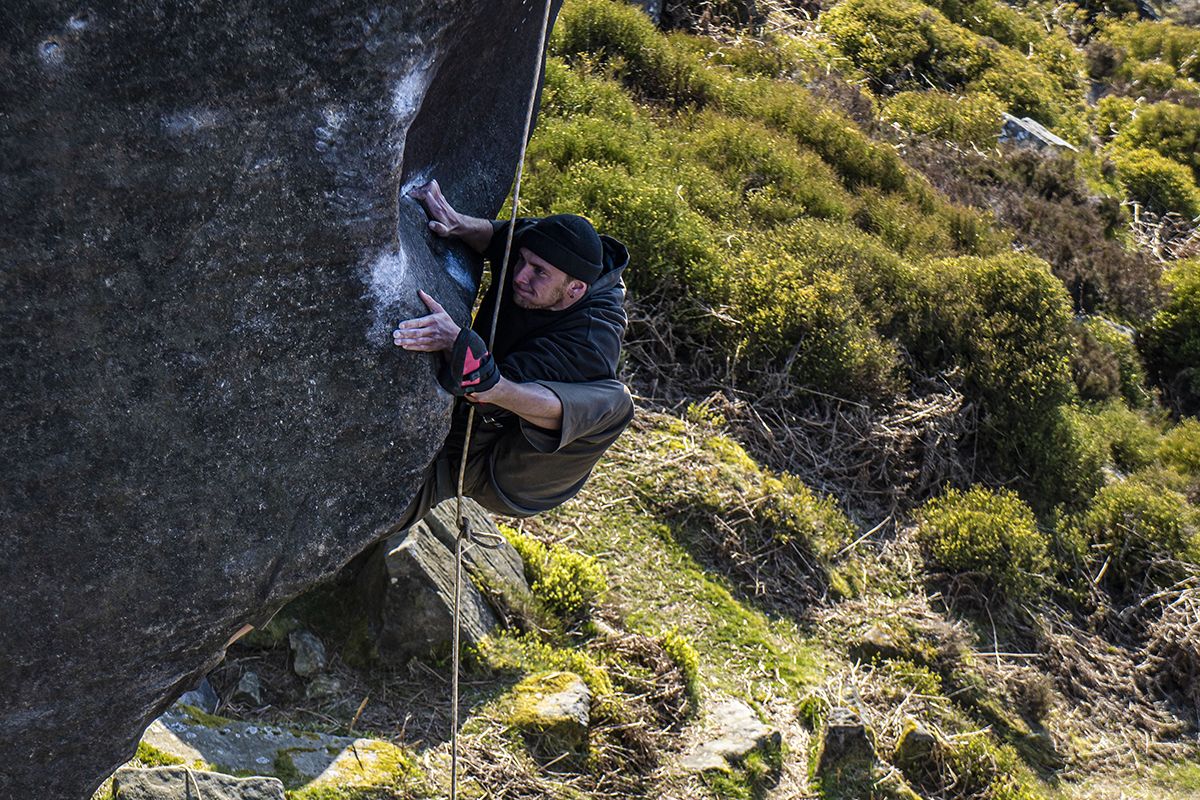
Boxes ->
[388,179,634,530]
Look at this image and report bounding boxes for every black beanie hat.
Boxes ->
[521,214,604,284]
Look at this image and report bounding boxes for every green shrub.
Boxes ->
[925,0,1042,49]
[504,531,607,620]
[824,0,1081,126]
[722,233,905,398]
[852,187,956,256]
[1157,418,1200,477]
[551,0,722,105]
[900,253,1083,504]
[1104,20,1200,82]
[682,112,853,224]
[1113,147,1200,217]
[970,46,1074,127]
[1113,102,1200,182]
[908,253,1075,430]
[916,486,1052,601]
[728,79,910,191]
[882,89,1005,146]
[1075,479,1199,593]
[1141,259,1200,414]
[1071,317,1150,407]
[1131,59,1180,91]
[539,57,639,124]
[749,219,919,330]
[822,0,991,86]
[1092,94,1137,140]
[1071,401,1161,474]
[1035,405,1110,511]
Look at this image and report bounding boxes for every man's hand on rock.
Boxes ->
[408,179,460,238]
[393,290,460,353]
[407,179,495,253]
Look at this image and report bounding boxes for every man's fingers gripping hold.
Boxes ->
[418,290,445,314]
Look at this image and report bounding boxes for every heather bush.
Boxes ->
[882,89,1004,146]
[1092,94,1137,140]
[899,144,1163,321]
[852,188,957,256]
[728,79,910,191]
[1070,317,1150,407]
[1071,401,1161,474]
[551,0,722,106]
[1113,148,1200,217]
[823,0,1082,127]
[970,46,1078,129]
[749,219,919,330]
[1103,20,1200,82]
[906,253,1075,432]
[924,0,1041,50]
[1112,102,1200,182]
[1075,479,1200,593]
[1141,259,1200,414]
[1157,418,1200,477]
[1130,60,1180,92]
[721,234,905,397]
[902,253,1096,504]
[916,486,1051,601]
[821,0,989,87]
[681,112,853,225]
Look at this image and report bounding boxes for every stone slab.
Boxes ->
[112,766,284,800]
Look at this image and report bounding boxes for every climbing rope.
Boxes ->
[449,1,554,797]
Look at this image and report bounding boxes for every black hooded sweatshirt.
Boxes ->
[474,217,630,383]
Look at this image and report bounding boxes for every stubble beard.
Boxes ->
[512,281,569,311]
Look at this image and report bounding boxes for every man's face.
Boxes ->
[511,247,587,311]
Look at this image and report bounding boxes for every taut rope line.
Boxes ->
[449,1,553,797]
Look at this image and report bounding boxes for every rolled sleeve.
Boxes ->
[519,379,633,453]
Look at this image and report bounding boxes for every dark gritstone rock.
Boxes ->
[359,498,530,663]
[0,1,560,796]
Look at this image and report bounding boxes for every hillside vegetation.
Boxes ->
[99,2,1200,799]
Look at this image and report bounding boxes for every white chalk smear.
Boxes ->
[365,247,411,343]
[163,108,223,136]
[362,60,438,343]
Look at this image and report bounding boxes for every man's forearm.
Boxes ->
[453,214,494,254]
[472,377,562,431]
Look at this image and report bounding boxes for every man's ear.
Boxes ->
[568,279,587,298]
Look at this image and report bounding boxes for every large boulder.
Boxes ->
[359,497,530,663]
[0,1,560,796]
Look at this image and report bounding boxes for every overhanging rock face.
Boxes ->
[0,1,560,796]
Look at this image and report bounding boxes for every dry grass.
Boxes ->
[1138,582,1200,731]
[711,373,973,524]
[1128,204,1200,263]
[625,297,975,528]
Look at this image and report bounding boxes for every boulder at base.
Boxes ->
[0,1,560,796]
[112,767,284,800]
[359,497,530,663]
